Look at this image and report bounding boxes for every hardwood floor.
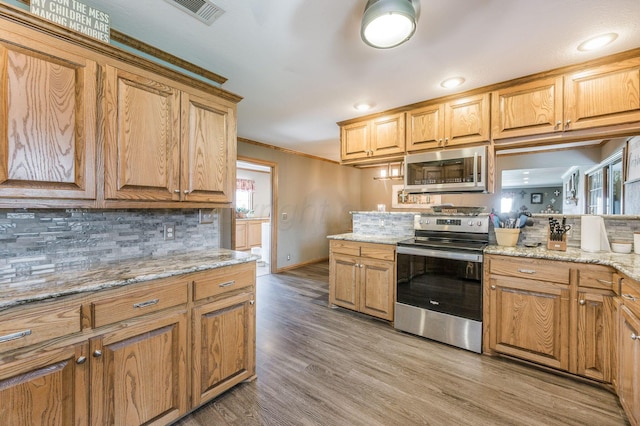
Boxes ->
[174,262,629,426]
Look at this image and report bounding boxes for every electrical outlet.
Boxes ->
[287,254,291,261]
[379,219,385,227]
[199,209,214,224]
[163,223,175,240]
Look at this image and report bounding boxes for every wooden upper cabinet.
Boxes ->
[565,57,640,131]
[406,93,489,152]
[340,113,404,162]
[0,34,97,200]
[491,76,564,139]
[181,90,235,203]
[104,65,181,201]
[104,65,235,204]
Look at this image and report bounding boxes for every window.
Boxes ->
[586,151,623,214]
[236,178,255,212]
[500,194,514,213]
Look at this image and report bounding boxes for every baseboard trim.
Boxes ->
[275,257,329,273]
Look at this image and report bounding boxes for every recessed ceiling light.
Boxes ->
[577,33,618,51]
[440,77,465,89]
[354,102,373,111]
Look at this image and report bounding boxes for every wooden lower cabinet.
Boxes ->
[90,310,188,425]
[0,261,256,426]
[329,241,395,321]
[488,275,570,370]
[0,342,89,426]
[619,305,640,426]
[192,292,256,407]
[485,255,615,382]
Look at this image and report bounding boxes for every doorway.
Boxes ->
[235,157,277,276]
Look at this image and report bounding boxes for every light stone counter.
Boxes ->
[485,245,640,282]
[0,249,259,311]
[327,233,409,245]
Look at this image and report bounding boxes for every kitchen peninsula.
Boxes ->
[0,249,258,425]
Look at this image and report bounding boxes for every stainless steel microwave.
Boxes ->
[403,146,488,193]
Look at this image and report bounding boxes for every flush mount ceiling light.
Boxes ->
[361,0,418,49]
[354,102,374,111]
[440,77,465,89]
[577,33,618,51]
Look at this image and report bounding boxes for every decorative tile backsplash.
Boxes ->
[0,209,221,283]
[352,212,415,238]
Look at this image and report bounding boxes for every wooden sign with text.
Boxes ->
[30,0,110,42]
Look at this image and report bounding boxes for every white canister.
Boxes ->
[635,232,640,254]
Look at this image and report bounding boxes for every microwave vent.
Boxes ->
[164,0,225,25]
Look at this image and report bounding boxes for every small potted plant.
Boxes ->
[236,207,249,218]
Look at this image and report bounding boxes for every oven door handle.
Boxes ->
[397,245,483,262]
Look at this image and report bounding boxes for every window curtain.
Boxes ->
[236,178,255,191]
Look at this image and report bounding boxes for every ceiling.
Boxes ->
[70,0,640,162]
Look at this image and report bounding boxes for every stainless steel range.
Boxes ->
[395,213,489,353]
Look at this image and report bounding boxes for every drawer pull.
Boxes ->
[622,293,638,302]
[133,299,159,309]
[76,356,87,365]
[596,279,613,286]
[93,350,102,358]
[218,280,236,288]
[0,329,32,343]
[517,269,537,274]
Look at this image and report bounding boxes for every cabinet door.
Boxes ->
[444,93,490,146]
[235,221,248,250]
[0,342,89,426]
[341,121,370,161]
[191,292,256,407]
[90,311,188,425]
[406,104,445,151]
[359,258,395,321]
[564,57,640,131]
[329,253,359,311]
[619,306,640,426]
[181,91,235,203]
[491,76,564,139]
[247,220,262,247]
[575,290,613,382]
[370,113,405,157]
[0,36,96,200]
[489,276,570,370]
[103,65,181,201]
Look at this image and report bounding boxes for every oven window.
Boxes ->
[397,253,482,321]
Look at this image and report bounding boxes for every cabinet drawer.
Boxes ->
[578,266,615,290]
[360,243,395,261]
[0,301,81,353]
[621,277,640,318]
[488,256,569,283]
[91,278,188,328]
[193,262,256,301]
[330,241,361,256]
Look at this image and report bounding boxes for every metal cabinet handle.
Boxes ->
[219,280,236,288]
[555,121,562,128]
[444,137,449,145]
[438,138,443,145]
[579,299,586,305]
[93,350,103,358]
[76,356,87,365]
[133,299,159,309]
[632,333,639,341]
[0,329,32,343]
[517,269,536,274]
[491,285,496,290]
[622,293,638,302]
[184,190,189,194]
[250,300,255,305]
[174,189,180,193]
[565,119,571,127]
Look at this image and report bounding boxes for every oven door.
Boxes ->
[396,246,483,321]
[395,245,483,353]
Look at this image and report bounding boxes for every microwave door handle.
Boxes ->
[473,152,478,187]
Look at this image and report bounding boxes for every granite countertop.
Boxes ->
[485,245,640,282]
[0,249,259,311]
[327,233,409,245]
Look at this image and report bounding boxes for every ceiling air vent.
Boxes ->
[164,0,225,25]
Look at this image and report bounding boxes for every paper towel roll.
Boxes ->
[581,215,610,252]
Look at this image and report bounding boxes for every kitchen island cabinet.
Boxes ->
[329,240,396,321]
[0,253,256,426]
